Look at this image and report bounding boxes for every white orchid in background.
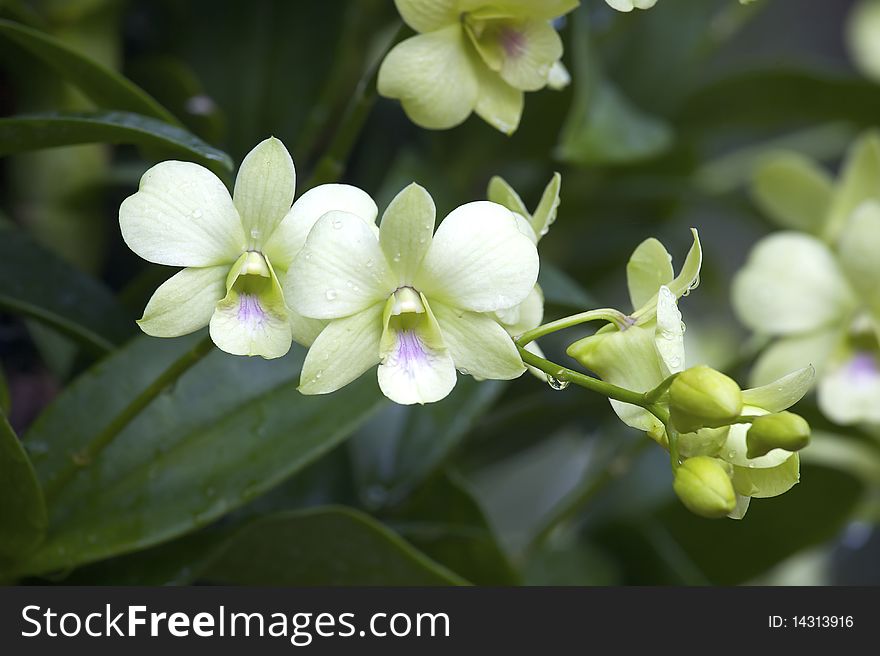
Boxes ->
[119,137,377,359]
[378,0,578,135]
[286,183,539,405]
[733,132,880,425]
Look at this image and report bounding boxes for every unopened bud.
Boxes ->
[669,366,743,434]
[746,411,810,458]
[673,456,737,519]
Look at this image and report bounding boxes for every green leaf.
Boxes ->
[62,527,236,586]
[0,112,233,174]
[0,410,47,564]
[556,8,672,165]
[350,378,505,505]
[0,226,134,353]
[389,472,518,585]
[524,537,620,586]
[202,506,466,585]
[557,80,673,166]
[592,465,863,584]
[0,19,179,125]
[14,335,384,576]
[680,69,880,132]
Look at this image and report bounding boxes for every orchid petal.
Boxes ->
[233,137,295,250]
[286,211,395,320]
[432,300,525,379]
[378,27,479,131]
[138,265,227,337]
[119,161,245,267]
[415,201,539,313]
[298,302,384,395]
[264,184,377,271]
[380,183,436,286]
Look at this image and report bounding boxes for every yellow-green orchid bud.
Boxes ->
[745,411,810,459]
[669,365,743,434]
[673,456,737,519]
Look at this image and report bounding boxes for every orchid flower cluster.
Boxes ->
[121,138,538,406]
[515,232,813,519]
[733,132,880,427]
[119,138,814,519]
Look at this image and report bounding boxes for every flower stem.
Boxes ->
[527,437,651,556]
[515,308,629,347]
[517,345,648,407]
[305,22,405,187]
[44,335,215,501]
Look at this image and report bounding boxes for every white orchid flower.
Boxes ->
[733,132,880,425]
[486,173,561,375]
[378,0,578,134]
[286,183,539,405]
[119,137,377,359]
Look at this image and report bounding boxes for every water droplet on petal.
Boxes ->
[325,289,338,301]
[393,252,401,263]
[748,463,756,469]
[727,451,736,459]
[191,208,203,219]
[331,217,343,229]
[458,368,470,375]
[250,228,261,240]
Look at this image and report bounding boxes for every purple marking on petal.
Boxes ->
[397,329,428,377]
[238,293,267,328]
[501,27,526,58]
[844,352,879,384]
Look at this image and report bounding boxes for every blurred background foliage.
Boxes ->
[1,0,879,585]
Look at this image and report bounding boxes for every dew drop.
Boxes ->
[325,289,338,301]
[331,217,343,229]
[393,252,401,263]
[366,259,374,268]
[727,451,736,459]
[458,368,470,375]
[418,237,426,244]
[250,227,261,240]
[546,374,570,391]
[191,208,203,219]
[748,463,756,469]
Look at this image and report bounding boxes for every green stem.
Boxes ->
[527,437,651,555]
[44,335,215,501]
[515,308,629,348]
[305,23,405,187]
[518,345,648,407]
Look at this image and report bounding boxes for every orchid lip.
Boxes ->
[237,293,267,330]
